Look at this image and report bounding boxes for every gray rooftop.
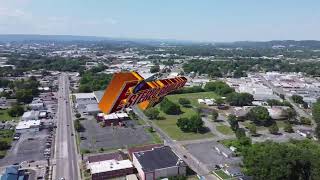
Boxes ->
[134,146,184,172]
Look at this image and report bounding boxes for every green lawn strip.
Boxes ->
[213,170,233,180]
[216,125,234,135]
[144,128,163,144]
[0,109,20,122]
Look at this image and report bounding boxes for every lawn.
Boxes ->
[213,170,232,180]
[0,109,19,122]
[0,130,14,158]
[216,125,234,135]
[167,92,220,107]
[154,92,217,141]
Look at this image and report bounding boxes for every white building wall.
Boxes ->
[154,166,186,180]
[16,127,39,134]
[132,154,145,180]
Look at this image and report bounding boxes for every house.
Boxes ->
[215,144,235,158]
[224,166,243,177]
[21,111,39,121]
[132,146,187,180]
[15,120,41,133]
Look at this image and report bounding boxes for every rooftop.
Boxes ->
[87,151,127,163]
[16,120,41,130]
[133,146,184,172]
[87,159,133,174]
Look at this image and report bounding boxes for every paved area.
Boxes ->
[185,141,242,171]
[80,119,152,150]
[53,73,80,180]
[0,130,49,166]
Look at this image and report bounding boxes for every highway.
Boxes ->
[54,73,80,180]
[133,107,217,180]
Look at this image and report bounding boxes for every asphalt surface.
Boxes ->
[54,73,80,180]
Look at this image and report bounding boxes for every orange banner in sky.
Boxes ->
[98,72,187,114]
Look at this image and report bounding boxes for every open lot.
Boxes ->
[185,141,242,171]
[0,129,50,166]
[154,92,216,141]
[79,119,156,152]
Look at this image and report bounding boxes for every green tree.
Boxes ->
[300,117,312,125]
[178,98,191,107]
[75,113,81,118]
[211,110,219,121]
[150,65,160,73]
[286,108,297,121]
[247,124,257,135]
[160,98,181,115]
[144,107,160,120]
[176,117,190,132]
[235,128,246,139]
[226,92,254,106]
[204,81,234,95]
[243,140,320,180]
[269,123,279,134]
[74,119,83,132]
[292,95,304,104]
[8,105,24,117]
[248,106,271,125]
[228,114,239,131]
[284,122,294,133]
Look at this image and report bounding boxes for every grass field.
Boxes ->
[154,92,217,141]
[0,109,19,122]
[167,92,220,107]
[216,125,234,135]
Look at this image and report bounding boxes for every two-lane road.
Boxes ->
[54,73,80,180]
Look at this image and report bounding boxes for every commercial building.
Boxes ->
[29,102,45,110]
[96,112,130,126]
[88,159,135,180]
[132,146,186,180]
[21,111,40,121]
[15,120,41,133]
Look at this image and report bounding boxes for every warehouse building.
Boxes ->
[132,146,186,180]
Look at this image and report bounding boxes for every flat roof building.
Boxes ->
[15,120,40,133]
[132,146,187,180]
[87,159,134,180]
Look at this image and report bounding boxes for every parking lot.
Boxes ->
[185,141,242,171]
[79,119,152,151]
[0,129,53,166]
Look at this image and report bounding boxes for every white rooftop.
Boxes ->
[16,120,41,130]
[74,93,95,100]
[88,159,133,174]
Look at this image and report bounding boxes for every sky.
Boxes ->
[0,0,320,42]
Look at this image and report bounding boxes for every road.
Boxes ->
[53,73,80,180]
[258,74,315,128]
[133,107,217,180]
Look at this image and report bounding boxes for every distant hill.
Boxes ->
[0,34,320,49]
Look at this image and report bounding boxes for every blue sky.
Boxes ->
[0,0,319,42]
